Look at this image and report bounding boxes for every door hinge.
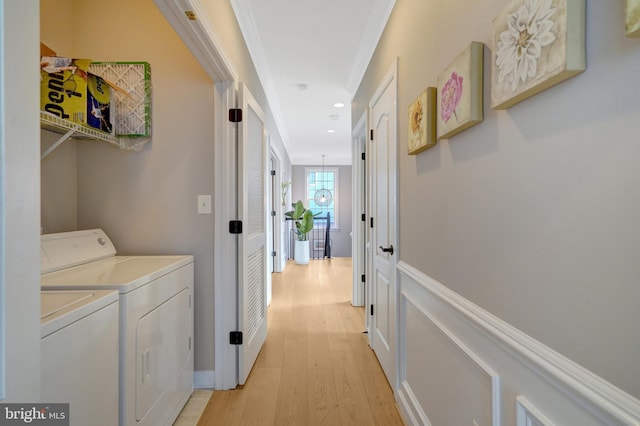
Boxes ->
[271,170,276,176]
[370,217,374,228]
[361,213,366,222]
[271,251,277,257]
[229,220,243,234]
[370,304,374,316]
[271,210,276,217]
[370,129,374,141]
[189,336,192,350]
[361,274,365,283]
[229,108,242,123]
[230,331,243,345]
[361,152,365,161]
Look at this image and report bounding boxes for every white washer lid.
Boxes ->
[41,290,119,338]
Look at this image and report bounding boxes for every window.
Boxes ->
[305,167,339,228]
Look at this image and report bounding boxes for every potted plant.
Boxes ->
[281,180,291,206]
[285,200,315,264]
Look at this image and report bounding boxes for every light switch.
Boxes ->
[198,195,212,215]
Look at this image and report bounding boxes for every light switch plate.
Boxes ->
[198,195,212,215]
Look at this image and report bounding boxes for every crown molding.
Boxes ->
[230,0,290,152]
[346,0,396,98]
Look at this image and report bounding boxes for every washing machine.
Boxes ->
[41,229,195,426]
[41,289,119,426]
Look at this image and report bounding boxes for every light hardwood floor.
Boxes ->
[197,258,404,425]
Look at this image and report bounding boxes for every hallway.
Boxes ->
[197,258,404,425]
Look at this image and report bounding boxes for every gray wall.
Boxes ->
[291,165,352,258]
[41,134,77,233]
[353,0,640,399]
[40,0,290,378]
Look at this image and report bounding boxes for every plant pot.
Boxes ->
[294,240,310,265]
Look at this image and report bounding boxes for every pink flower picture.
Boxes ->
[437,42,484,140]
[440,72,463,123]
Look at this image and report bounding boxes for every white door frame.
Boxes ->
[154,0,242,390]
[269,145,285,273]
[352,112,367,307]
[213,81,239,390]
[267,148,274,306]
[2,0,42,401]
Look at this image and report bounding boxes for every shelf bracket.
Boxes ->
[41,124,81,160]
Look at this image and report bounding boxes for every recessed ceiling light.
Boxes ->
[327,129,336,133]
[333,102,345,108]
[296,83,308,91]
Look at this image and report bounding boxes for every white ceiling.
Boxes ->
[231,0,395,165]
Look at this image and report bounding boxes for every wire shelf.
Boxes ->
[41,111,121,144]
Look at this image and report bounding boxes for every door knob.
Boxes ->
[379,245,394,255]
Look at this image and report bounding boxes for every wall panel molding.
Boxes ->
[396,261,640,425]
[400,293,502,426]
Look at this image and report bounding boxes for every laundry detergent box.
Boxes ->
[40,57,114,134]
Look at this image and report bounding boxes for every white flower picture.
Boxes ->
[491,0,586,110]
[627,0,640,37]
[496,0,556,91]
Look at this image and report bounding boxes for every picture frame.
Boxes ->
[627,0,640,37]
[490,0,586,110]
[408,87,437,155]
[437,41,484,140]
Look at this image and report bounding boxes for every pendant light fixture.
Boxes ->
[314,155,333,207]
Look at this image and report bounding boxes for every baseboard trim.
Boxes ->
[194,370,215,389]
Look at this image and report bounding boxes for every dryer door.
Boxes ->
[136,287,191,421]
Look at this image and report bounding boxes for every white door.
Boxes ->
[238,83,268,385]
[368,62,398,387]
[267,154,275,305]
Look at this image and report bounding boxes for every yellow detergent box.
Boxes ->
[40,57,114,134]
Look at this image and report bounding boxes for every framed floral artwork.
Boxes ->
[491,0,586,110]
[627,0,640,37]
[437,42,484,140]
[408,87,437,154]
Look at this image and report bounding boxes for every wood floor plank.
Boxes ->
[199,387,248,425]
[254,328,285,368]
[307,334,333,370]
[282,333,308,370]
[197,258,404,426]
[307,369,341,426]
[273,368,308,425]
[350,333,383,373]
[369,402,406,426]
[332,367,377,425]
[237,367,281,425]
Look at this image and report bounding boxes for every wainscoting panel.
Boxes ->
[401,295,500,426]
[396,261,640,426]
